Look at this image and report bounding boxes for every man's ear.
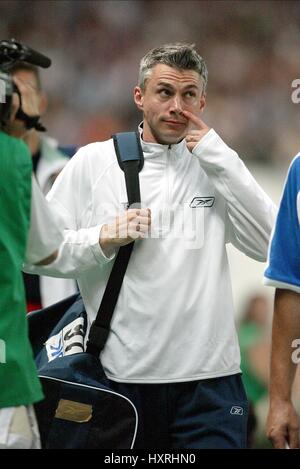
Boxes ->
[199,94,206,114]
[134,86,144,111]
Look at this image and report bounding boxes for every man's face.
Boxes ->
[134,64,206,145]
[12,69,46,116]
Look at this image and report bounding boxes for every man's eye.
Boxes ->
[185,91,196,98]
[159,89,171,97]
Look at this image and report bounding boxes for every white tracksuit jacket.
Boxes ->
[25,127,277,383]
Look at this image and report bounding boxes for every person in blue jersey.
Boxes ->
[264,155,300,449]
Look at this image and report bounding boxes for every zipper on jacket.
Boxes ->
[166,145,172,206]
[161,145,172,235]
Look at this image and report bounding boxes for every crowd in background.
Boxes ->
[1,0,300,166]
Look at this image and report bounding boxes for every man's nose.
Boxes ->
[169,95,183,113]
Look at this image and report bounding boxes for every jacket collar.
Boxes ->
[138,122,187,159]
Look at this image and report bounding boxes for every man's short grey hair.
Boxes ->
[138,43,208,93]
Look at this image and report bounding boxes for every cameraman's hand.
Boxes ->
[5,76,40,138]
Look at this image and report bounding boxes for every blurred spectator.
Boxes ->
[238,294,271,447]
[239,293,300,448]
[11,62,78,310]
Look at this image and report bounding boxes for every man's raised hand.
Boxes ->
[182,110,210,151]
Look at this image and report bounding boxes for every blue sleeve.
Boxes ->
[58,145,78,158]
[264,155,300,291]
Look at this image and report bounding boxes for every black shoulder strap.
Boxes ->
[86,131,144,357]
[113,131,144,206]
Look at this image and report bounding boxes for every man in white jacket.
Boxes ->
[25,43,276,448]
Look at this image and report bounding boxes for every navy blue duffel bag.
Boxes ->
[28,294,138,449]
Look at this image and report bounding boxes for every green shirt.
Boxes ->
[0,131,43,407]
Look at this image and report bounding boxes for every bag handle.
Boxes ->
[86,132,144,357]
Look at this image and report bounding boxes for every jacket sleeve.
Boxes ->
[192,129,277,261]
[23,146,115,278]
[25,175,63,265]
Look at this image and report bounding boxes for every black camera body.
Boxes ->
[0,39,51,130]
